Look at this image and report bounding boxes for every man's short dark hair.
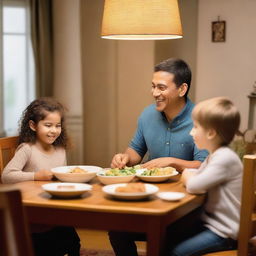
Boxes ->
[154,58,191,98]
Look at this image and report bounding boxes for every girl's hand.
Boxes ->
[34,170,53,181]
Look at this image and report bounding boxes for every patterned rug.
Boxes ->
[80,248,146,256]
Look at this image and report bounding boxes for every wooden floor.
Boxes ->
[77,228,146,252]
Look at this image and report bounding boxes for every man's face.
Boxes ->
[151,71,181,113]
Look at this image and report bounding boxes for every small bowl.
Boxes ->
[157,192,185,201]
[52,165,102,183]
[96,170,135,185]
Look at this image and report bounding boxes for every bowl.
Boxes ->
[51,165,102,183]
[136,167,179,182]
[96,169,135,185]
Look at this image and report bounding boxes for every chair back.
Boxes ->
[238,154,256,256]
[0,136,19,174]
[203,154,256,256]
[0,188,34,256]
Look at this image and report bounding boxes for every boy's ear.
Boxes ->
[29,120,36,131]
[207,128,217,140]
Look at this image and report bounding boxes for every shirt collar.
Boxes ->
[161,98,194,124]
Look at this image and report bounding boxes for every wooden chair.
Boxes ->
[0,188,34,256]
[204,154,256,256]
[0,136,19,175]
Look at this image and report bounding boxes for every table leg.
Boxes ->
[146,217,166,256]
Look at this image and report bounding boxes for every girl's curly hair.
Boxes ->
[18,97,69,148]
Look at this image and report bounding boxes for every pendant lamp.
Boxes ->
[101,0,183,40]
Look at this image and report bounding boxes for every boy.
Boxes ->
[166,97,242,256]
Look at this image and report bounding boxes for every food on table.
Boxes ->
[133,165,142,170]
[140,167,176,176]
[101,166,136,176]
[57,185,76,190]
[69,167,88,174]
[115,183,146,193]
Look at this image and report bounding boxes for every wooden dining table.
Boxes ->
[4,176,205,256]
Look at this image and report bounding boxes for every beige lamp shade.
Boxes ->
[101,0,183,40]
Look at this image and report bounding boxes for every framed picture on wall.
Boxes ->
[212,21,226,42]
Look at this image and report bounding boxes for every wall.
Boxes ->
[155,0,198,100]
[80,0,153,167]
[116,41,154,151]
[196,0,256,131]
[52,0,256,166]
[53,0,84,164]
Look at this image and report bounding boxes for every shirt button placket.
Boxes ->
[166,127,171,155]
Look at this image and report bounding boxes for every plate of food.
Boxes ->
[52,165,102,183]
[97,166,137,185]
[42,182,92,198]
[136,167,178,182]
[102,182,159,200]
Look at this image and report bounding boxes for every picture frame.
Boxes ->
[212,21,226,42]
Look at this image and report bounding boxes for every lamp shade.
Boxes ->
[101,0,183,40]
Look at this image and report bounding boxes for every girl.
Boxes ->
[1,97,80,256]
[165,97,242,256]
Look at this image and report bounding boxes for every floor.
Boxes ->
[77,229,146,253]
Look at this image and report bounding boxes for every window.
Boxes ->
[1,0,35,136]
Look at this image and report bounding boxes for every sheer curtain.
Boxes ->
[29,0,53,97]
[1,0,35,136]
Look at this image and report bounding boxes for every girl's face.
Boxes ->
[29,111,62,147]
[190,120,210,151]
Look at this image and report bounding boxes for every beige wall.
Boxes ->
[80,0,198,167]
[196,0,256,131]
[53,0,256,166]
[53,0,83,164]
[116,41,154,151]
[53,0,82,116]
[80,0,153,167]
[155,0,198,100]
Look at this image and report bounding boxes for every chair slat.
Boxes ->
[0,188,34,256]
[0,136,19,175]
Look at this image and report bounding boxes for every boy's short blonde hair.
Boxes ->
[192,97,240,145]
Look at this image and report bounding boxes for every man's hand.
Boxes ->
[141,157,173,169]
[34,170,53,181]
[111,153,130,169]
[142,157,202,172]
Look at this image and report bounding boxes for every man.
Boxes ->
[109,58,208,256]
[111,58,207,172]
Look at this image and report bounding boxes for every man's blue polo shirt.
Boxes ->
[129,98,208,162]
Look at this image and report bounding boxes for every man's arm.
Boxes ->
[141,157,202,172]
[111,147,142,169]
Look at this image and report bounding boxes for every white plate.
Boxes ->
[42,182,92,198]
[102,183,159,200]
[157,192,185,201]
[136,168,179,182]
[51,165,102,183]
